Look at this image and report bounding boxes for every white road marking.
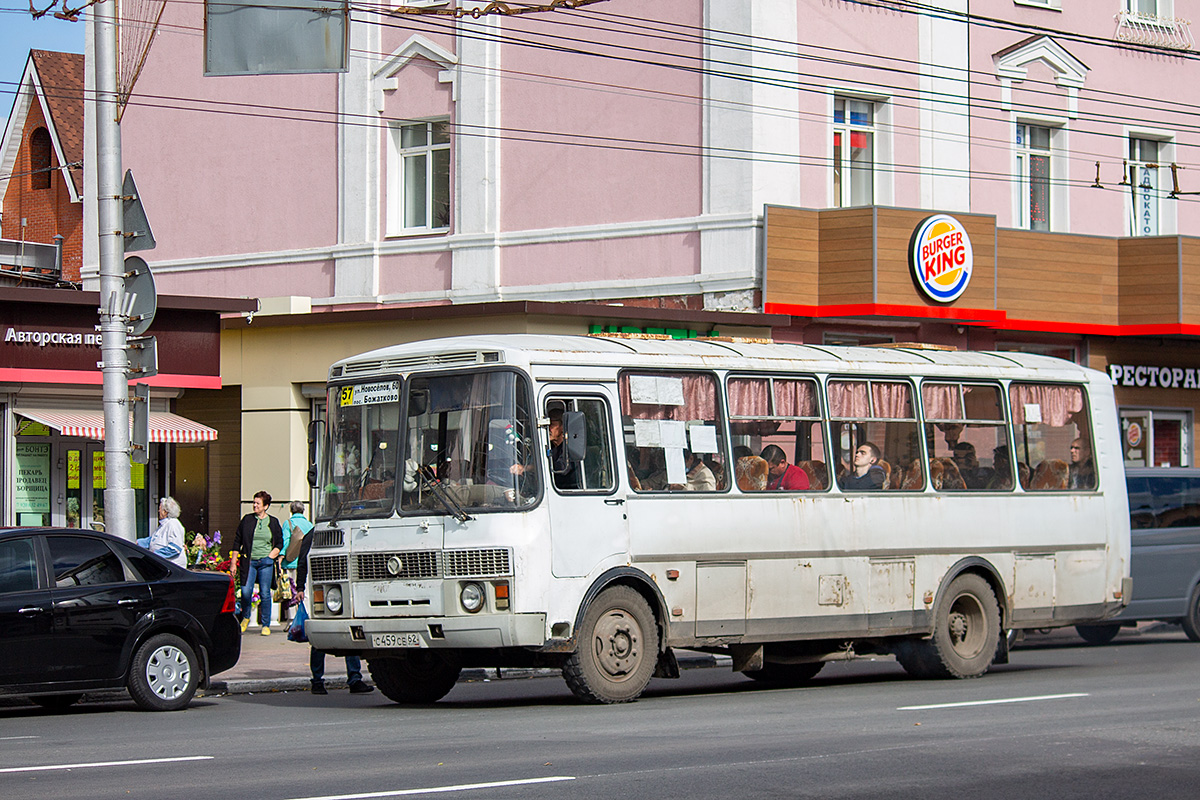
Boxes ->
[0,737,38,741]
[286,776,576,800]
[0,755,213,774]
[898,692,1089,711]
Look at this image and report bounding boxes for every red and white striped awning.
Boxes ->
[17,409,218,443]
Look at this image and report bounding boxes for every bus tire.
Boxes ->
[368,651,461,704]
[1181,584,1200,643]
[898,573,1000,680]
[563,585,659,704]
[743,661,824,686]
[1075,623,1121,645]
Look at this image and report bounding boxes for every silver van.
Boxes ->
[1075,468,1200,644]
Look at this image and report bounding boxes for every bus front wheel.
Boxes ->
[563,585,659,704]
[368,651,461,704]
[897,573,1000,680]
[1181,584,1200,643]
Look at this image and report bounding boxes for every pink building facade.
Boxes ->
[81,1,1200,526]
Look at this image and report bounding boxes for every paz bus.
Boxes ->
[304,334,1130,703]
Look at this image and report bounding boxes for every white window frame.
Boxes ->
[1126,128,1175,237]
[832,94,889,208]
[386,118,451,237]
[1014,0,1061,9]
[1013,117,1067,232]
[1124,0,1174,19]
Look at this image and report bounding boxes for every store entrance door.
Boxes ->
[174,445,208,537]
[1121,409,1191,468]
[80,444,152,539]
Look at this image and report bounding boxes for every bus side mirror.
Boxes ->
[563,411,587,463]
[307,419,324,488]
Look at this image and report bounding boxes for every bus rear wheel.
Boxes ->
[743,661,824,686]
[1181,584,1200,643]
[897,573,1000,680]
[563,585,659,704]
[368,651,461,704]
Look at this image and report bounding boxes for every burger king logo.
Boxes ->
[909,214,973,303]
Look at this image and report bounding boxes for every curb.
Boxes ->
[202,652,732,697]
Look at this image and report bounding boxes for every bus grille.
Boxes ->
[312,529,344,549]
[355,551,439,581]
[445,548,511,577]
[309,555,348,583]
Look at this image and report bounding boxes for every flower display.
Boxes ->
[187,530,232,573]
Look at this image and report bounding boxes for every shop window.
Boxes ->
[728,376,827,491]
[387,119,450,235]
[1009,383,1095,490]
[1121,409,1190,467]
[30,127,51,190]
[828,378,921,491]
[620,371,727,492]
[922,382,1009,491]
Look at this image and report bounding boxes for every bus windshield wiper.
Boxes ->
[414,465,473,523]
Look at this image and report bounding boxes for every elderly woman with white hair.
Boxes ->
[137,496,188,568]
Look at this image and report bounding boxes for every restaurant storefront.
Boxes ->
[1,287,255,536]
[763,205,1200,470]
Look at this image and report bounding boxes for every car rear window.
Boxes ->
[46,535,128,587]
[111,539,172,582]
[1127,475,1200,529]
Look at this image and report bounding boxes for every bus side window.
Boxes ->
[620,371,727,492]
[829,379,922,491]
[922,382,1006,492]
[546,397,615,493]
[727,375,826,491]
[1010,383,1095,491]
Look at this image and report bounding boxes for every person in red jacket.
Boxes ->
[761,445,810,491]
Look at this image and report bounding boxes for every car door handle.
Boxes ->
[117,598,143,606]
[18,607,46,615]
[604,498,625,506]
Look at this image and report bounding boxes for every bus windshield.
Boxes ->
[317,380,402,521]
[400,370,540,514]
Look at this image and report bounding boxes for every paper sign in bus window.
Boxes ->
[634,419,661,447]
[1024,404,1043,424]
[630,375,685,406]
[688,424,718,453]
[666,448,687,484]
[661,421,687,450]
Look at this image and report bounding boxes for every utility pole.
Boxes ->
[93,0,134,541]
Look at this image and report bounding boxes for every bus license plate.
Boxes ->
[371,633,424,648]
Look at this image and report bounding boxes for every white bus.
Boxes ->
[305,334,1130,703]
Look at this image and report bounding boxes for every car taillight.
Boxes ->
[221,575,237,614]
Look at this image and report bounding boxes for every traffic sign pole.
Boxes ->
[94,0,135,541]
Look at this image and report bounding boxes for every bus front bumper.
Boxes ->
[306,613,548,653]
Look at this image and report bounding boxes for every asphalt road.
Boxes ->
[2,627,1198,800]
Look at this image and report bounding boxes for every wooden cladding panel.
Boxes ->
[1182,238,1200,325]
[764,206,819,306]
[996,230,1118,325]
[1119,237,1180,326]
[818,209,874,305]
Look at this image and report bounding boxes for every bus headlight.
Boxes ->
[325,585,344,615]
[460,582,485,613]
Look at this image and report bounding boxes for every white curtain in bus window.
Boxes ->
[921,383,1008,492]
[1008,383,1094,491]
[620,372,726,492]
[828,379,921,490]
[727,376,826,490]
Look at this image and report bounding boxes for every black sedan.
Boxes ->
[0,527,240,711]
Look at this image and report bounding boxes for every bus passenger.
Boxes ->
[952,443,993,489]
[682,450,716,491]
[761,445,810,491]
[840,442,886,491]
[1069,439,1096,490]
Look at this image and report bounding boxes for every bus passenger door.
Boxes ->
[542,391,628,578]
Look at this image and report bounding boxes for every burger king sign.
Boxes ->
[909,214,974,303]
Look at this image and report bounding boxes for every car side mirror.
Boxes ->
[563,411,587,463]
